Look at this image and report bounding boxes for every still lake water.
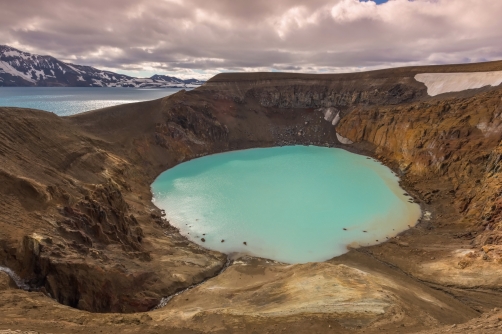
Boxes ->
[152,146,421,264]
[0,87,184,116]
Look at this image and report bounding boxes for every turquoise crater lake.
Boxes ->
[152,146,421,264]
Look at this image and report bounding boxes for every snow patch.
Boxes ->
[332,112,341,126]
[0,60,35,83]
[336,133,353,145]
[92,79,104,87]
[319,107,342,126]
[3,50,21,58]
[66,64,82,74]
[415,71,502,96]
[31,68,46,81]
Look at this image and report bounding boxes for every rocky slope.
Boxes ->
[0,45,204,88]
[0,100,228,313]
[1,60,502,333]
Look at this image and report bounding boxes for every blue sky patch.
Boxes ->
[360,0,389,4]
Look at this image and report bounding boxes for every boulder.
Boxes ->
[0,271,17,291]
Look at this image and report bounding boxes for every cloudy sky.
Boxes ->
[1,0,502,80]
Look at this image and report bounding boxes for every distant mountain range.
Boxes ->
[0,45,204,88]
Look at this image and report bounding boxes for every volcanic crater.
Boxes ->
[1,61,502,333]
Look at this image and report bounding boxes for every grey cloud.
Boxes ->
[1,0,501,79]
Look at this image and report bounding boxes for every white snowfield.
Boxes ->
[415,71,502,96]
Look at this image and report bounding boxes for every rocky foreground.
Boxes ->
[1,61,502,333]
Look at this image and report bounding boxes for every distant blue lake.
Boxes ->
[0,87,185,116]
[152,146,421,264]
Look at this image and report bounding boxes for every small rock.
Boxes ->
[343,228,347,231]
[221,239,225,243]
[201,238,205,242]
[140,314,153,322]
[0,272,17,290]
[243,242,247,245]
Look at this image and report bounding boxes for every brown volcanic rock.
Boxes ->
[0,272,16,291]
[0,104,227,313]
[1,61,502,332]
[201,70,426,109]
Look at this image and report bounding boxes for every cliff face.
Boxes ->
[1,62,502,332]
[337,90,502,244]
[203,77,424,109]
[475,140,502,246]
[251,79,423,110]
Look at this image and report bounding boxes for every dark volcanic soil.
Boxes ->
[1,62,502,333]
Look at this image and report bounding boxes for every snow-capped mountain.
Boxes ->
[0,45,204,88]
[150,74,204,86]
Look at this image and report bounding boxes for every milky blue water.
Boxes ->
[0,87,185,116]
[152,146,421,264]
